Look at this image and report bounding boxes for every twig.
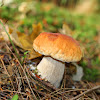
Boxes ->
[87,81,99,100]
[1,90,27,95]
[0,57,15,91]
[0,51,11,54]
[24,64,41,100]
[49,88,87,95]
[30,71,55,92]
[6,45,37,100]
[70,85,100,100]
[24,66,60,100]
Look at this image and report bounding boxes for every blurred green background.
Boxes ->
[0,0,100,82]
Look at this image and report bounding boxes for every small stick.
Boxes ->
[6,45,37,100]
[1,90,27,95]
[70,85,100,100]
[0,58,15,91]
[87,81,99,100]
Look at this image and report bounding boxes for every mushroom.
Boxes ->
[33,32,83,88]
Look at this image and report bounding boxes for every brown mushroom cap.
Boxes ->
[33,32,83,62]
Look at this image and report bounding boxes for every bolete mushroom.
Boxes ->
[33,32,83,88]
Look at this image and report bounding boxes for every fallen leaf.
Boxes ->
[1,20,42,59]
[18,23,42,59]
[30,23,42,40]
[0,20,22,46]
[59,23,73,37]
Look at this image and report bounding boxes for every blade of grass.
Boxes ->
[0,21,22,64]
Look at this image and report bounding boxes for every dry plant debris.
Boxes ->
[0,1,100,99]
[0,21,42,59]
[0,25,100,100]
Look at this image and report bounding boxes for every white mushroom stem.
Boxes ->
[37,56,65,88]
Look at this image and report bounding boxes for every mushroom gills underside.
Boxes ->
[37,56,65,88]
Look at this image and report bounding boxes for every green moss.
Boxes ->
[83,68,100,82]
